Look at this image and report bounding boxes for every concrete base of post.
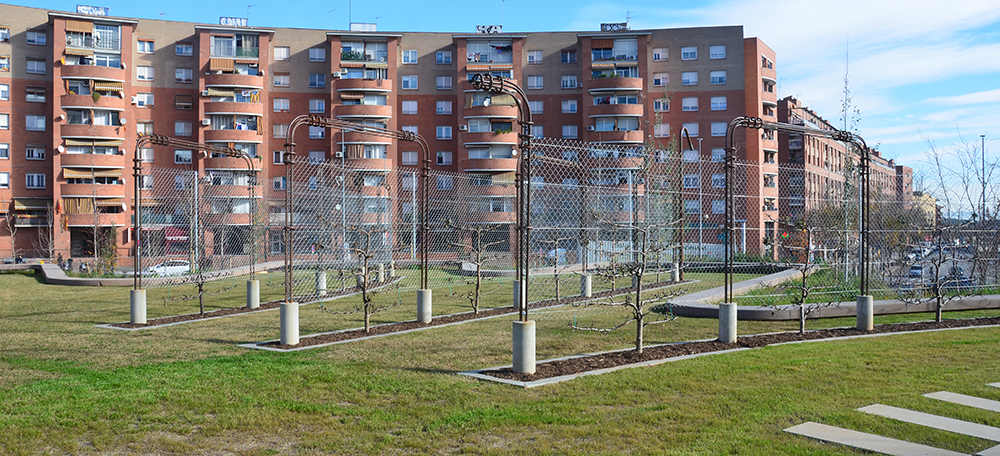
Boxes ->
[377,263,385,283]
[280,302,299,346]
[580,274,592,298]
[315,270,327,295]
[513,280,526,311]
[512,320,536,374]
[671,263,680,282]
[130,289,147,325]
[417,289,432,323]
[719,302,737,343]
[246,279,259,309]
[857,295,874,331]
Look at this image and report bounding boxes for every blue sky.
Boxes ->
[12,0,1000,187]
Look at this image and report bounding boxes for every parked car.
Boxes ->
[147,260,191,277]
[544,248,568,266]
[908,264,923,278]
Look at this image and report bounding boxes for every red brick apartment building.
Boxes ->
[0,4,910,261]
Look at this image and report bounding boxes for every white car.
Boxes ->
[147,260,191,277]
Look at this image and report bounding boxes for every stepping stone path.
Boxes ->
[785,383,1000,455]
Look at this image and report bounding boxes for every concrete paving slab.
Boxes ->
[784,421,966,456]
[978,443,1000,456]
[989,383,1000,389]
[926,391,1000,413]
[859,404,1000,441]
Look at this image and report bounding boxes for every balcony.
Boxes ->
[333,104,392,119]
[60,64,123,80]
[590,155,645,171]
[343,158,393,172]
[60,153,126,169]
[340,131,393,144]
[201,213,253,226]
[458,79,519,92]
[60,183,125,197]
[65,212,129,227]
[585,129,644,144]
[462,131,517,145]
[204,101,264,116]
[336,78,392,92]
[203,156,262,171]
[211,46,259,58]
[463,104,517,119]
[467,211,516,224]
[205,72,264,88]
[60,124,125,140]
[589,103,644,117]
[60,93,124,110]
[461,158,518,172]
[587,76,643,93]
[204,129,264,143]
[13,214,49,227]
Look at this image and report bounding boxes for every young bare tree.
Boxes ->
[771,221,843,334]
[32,203,56,261]
[446,221,505,314]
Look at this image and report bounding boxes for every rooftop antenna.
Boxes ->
[502,0,510,28]
[626,9,633,25]
[329,9,336,29]
[247,4,256,23]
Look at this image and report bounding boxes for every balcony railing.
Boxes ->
[66,35,121,50]
[341,51,389,62]
[211,46,259,58]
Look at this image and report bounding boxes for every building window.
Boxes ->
[399,100,417,115]
[436,126,452,140]
[273,123,289,138]
[402,75,418,89]
[273,150,284,164]
[763,173,777,188]
[0,172,8,189]
[0,56,9,72]
[175,42,193,56]
[136,66,154,81]
[681,71,697,86]
[308,150,325,164]
[136,122,153,136]
[653,47,667,61]
[436,176,453,190]
[562,150,578,161]
[711,122,727,137]
[763,198,777,212]
[764,105,775,117]
[273,176,286,190]
[436,51,452,64]
[175,121,192,136]
[308,126,325,139]
[26,87,45,103]
[654,123,670,138]
[309,47,325,62]
[711,96,727,111]
[139,148,153,162]
[526,75,543,89]
[136,93,154,107]
[526,100,543,114]
[26,58,45,74]
[653,99,669,112]
[26,30,46,45]
[175,68,193,82]
[309,73,325,88]
[436,151,452,165]
[653,72,668,87]
[274,98,290,112]
[683,174,700,188]
[0,26,9,42]
[274,46,290,60]
[25,173,45,189]
[561,75,578,89]
[684,200,700,214]
[0,83,7,100]
[273,73,290,87]
[174,150,192,164]
[561,99,577,113]
[681,46,697,60]
[682,97,698,112]
[402,49,418,64]
[401,125,418,134]
[712,200,725,214]
[26,145,44,160]
[0,113,7,129]
[710,70,727,85]
[711,148,725,162]
[436,100,452,115]
[710,45,726,59]
[436,75,452,90]
[531,125,543,138]
[527,50,542,64]
[26,115,45,131]
[0,143,8,159]
[712,174,725,188]
[136,39,154,53]
[401,151,418,165]
[764,149,776,164]
[561,50,577,63]
[174,94,192,110]
[309,99,325,114]
[682,122,698,137]
[682,150,699,162]
[562,125,578,139]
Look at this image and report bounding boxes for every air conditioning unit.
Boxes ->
[130,96,138,105]
[458,125,468,131]
[201,119,211,126]
[335,151,344,158]
[577,82,583,88]
[331,72,342,79]
[586,126,596,132]
[201,90,210,96]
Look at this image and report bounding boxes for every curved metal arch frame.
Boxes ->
[723,116,871,303]
[132,134,257,290]
[469,74,534,322]
[282,115,431,305]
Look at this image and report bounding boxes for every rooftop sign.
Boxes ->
[219,17,248,27]
[476,25,503,34]
[600,22,629,32]
[76,5,109,16]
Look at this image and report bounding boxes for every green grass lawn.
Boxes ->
[2,270,1000,455]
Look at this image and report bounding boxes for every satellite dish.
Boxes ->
[482,96,491,107]
[335,204,342,211]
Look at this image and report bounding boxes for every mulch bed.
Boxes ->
[485,316,1000,382]
[259,280,681,349]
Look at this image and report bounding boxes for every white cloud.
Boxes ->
[926,88,1000,106]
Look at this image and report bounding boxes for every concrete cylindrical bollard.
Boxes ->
[512,320,536,374]
[389,261,396,277]
[417,289,432,323]
[246,279,260,309]
[857,295,874,331]
[377,263,385,283]
[719,302,737,343]
[130,289,147,325]
[671,263,680,282]
[315,270,327,295]
[280,302,299,346]
[580,274,592,298]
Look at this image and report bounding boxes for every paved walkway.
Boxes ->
[785,382,1000,455]
[0,261,284,287]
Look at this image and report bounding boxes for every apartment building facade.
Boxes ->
[1,3,825,262]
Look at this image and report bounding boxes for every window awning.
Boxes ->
[615,61,638,68]
[493,172,516,184]
[365,62,387,69]
[591,62,615,69]
[13,198,50,210]
[490,64,513,71]
[131,197,161,207]
[63,168,93,179]
[93,81,123,91]
[210,58,235,72]
[95,198,123,207]
[175,94,193,105]
[339,93,364,100]
[93,169,123,178]
[210,33,234,38]
[591,39,614,49]
[65,19,93,33]
[234,59,258,64]
[205,88,234,97]
[63,139,123,147]
[165,226,188,241]
[340,61,365,68]
[65,48,94,56]
[466,64,490,71]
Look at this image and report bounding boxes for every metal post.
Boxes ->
[698,137,703,259]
